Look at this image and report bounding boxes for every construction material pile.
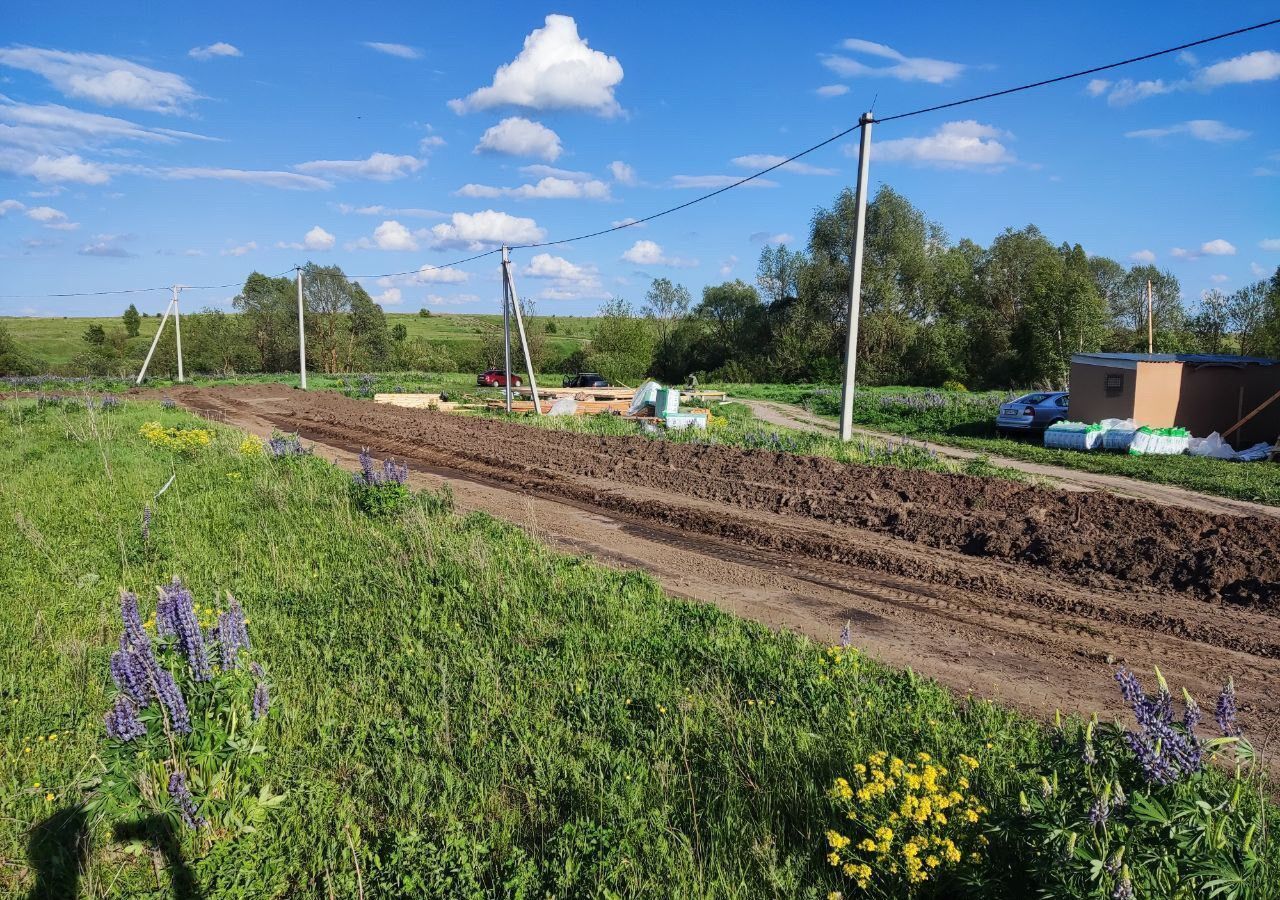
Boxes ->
[1044,419,1272,460]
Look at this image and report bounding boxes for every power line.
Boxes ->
[874,17,1280,123]
[4,17,1277,299]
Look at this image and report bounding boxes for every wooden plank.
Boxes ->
[374,394,461,412]
[1222,386,1280,439]
[513,386,636,401]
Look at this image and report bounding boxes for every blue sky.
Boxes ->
[1,2,1278,317]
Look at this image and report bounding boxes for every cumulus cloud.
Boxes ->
[373,287,402,306]
[24,153,110,184]
[356,220,419,251]
[1088,78,1173,106]
[221,240,258,257]
[1170,247,1193,259]
[1251,262,1268,276]
[611,217,643,228]
[1259,238,1280,252]
[1088,51,1280,106]
[621,239,697,268]
[1125,119,1249,142]
[455,176,611,200]
[1199,50,1280,86]
[525,252,594,281]
[1210,274,1229,284]
[1129,249,1157,264]
[189,42,241,60]
[1201,239,1236,256]
[719,255,738,276]
[750,231,795,244]
[161,166,330,190]
[294,152,423,181]
[520,164,591,181]
[0,198,23,215]
[822,39,966,84]
[609,160,637,185]
[420,134,446,152]
[869,120,1015,169]
[669,174,778,189]
[428,210,545,250]
[25,205,77,229]
[474,117,562,161]
[731,153,837,175]
[816,84,850,97]
[449,14,623,116]
[363,42,421,59]
[0,47,198,113]
[78,233,135,257]
[277,225,336,251]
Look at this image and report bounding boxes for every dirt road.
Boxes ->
[744,398,1280,519]
[167,385,1280,748]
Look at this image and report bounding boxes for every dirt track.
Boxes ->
[166,385,1280,749]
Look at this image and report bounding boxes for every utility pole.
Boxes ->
[296,267,308,389]
[501,246,513,413]
[1152,277,1162,355]
[172,285,184,383]
[502,246,542,415]
[136,296,174,385]
[839,112,874,442]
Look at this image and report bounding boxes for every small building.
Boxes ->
[1068,352,1280,447]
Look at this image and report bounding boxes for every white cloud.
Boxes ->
[409,265,469,284]
[0,198,23,215]
[189,42,241,61]
[731,153,837,175]
[374,287,403,306]
[335,203,444,218]
[816,84,850,97]
[0,98,213,151]
[719,255,738,276]
[352,220,418,251]
[1201,239,1236,256]
[1106,79,1173,105]
[822,39,966,84]
[0,47,198,113]
[1170,247,1193,259]
[294,152,422,181]
[1252,262,1270,276]
[419,134,445,152]
[450,14,623,116]
[78,233,135,257]
[221,240,257,257]
[1125,119,1249,142]
[1260,238,1280,252]
[1129,249,1156,264]
[25,205,76,229]
[474,117,562,161]
[428,210,545,250]
[621,239,697,268]
[1198,50,1280,87]
[1085,79,1110,97]
[870,120,1015,169]
[609,160,636,184]
[279,225,336,251]
[1210,274,1229,284]
[161,166,331,190]
[520,164,592,181]
[750,231,795,244]
[24,153,110,184]
[611,217,643,229]
[425,293,482,307]
[525,252,594,281]
[669,174,778,189]
[363,42,421,60]
[456,176,611,200]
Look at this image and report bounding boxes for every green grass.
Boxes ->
[0,399,1273,897]
[717,383,1280,506]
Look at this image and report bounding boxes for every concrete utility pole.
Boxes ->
[502,246,542,415]
[172,285,184,383]
[136,297,174,385]
[296,267,308,389]
[1146,279,1154,355]
[501,246,513,413]
[839,112,874,442]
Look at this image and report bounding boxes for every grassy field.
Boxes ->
[0,313,602,370]
[718,383,1280,506]
[1,396,1274,898]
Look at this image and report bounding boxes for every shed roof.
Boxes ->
[1072,352,1277,368]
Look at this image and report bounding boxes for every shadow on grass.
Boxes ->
[113,816,202,900]
[26,807,89,900]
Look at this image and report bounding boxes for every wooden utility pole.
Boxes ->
[1146,279,1154,355]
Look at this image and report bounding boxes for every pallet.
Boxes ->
[485,398,633,415]
[374,393,462,412]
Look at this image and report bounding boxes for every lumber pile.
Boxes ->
[374,393,462,412]
[513,386,637,401]
[486,398,632,415]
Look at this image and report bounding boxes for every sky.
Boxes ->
[1,1,1278,318]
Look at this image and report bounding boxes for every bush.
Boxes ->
[941,380,968,392]
[350,449,412,517]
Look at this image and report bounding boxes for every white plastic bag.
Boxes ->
[1101,418,1139,451]
[1188,432,1236,460]
[628,381,661,416]
[547,397,578,417]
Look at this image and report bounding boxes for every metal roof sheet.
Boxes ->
[1072,352,1277,366]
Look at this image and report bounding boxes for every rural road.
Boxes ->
[743,399,1280,520]
[167,385,1280,755]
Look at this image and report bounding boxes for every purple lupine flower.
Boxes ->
[120,591,150,652]
[359,449,376,484]
[167,771,207,829]
[1088,797,1110,826]
[161,397,176,410]
[1082,739,1096,766]
[267,432,309,458]
[1114,668,1204,785]
[161,579,211,681]
[110,642,153,706]
[1215,678,1240,737]
[215,595,250,669]
[100,395,121,410]
[152,665,191,734]
[840,621,852,649]
[104,695,147,742]
[250,662,271,719]
[141,503,151,544]
[1112,871,1134,900]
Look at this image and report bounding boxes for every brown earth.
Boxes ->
[159,384,1280,749]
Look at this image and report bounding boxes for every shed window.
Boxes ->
[1104,373,1123,397]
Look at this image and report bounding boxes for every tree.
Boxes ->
[0,323,38,376]
[1111,266,1184,351]
[642,278,691,349]
[83,324,106,345]
[233,272,296,371]
[418,308,431,317]
[756,244,805,305]
[391,322,408,342]
[1190,290,1230,354]
[586,299,656,383]
[122,304,141,337]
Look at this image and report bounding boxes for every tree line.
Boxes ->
[3,183,1279,386]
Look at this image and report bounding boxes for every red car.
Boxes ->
[476,369,523,387]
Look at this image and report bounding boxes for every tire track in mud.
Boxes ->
[167,385,1280,747]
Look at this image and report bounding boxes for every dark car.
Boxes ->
[561,372,610,388]
[477,369,522,388]
[995,391,1070,435]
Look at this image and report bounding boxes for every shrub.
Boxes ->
[941,380,968,392]
[139,421,214,454]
